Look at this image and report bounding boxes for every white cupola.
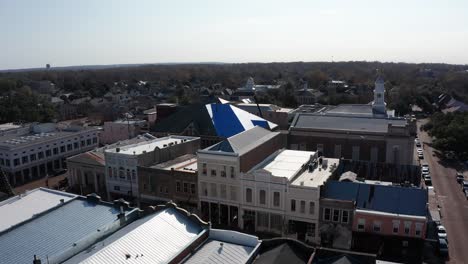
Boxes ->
[372,76,386,114]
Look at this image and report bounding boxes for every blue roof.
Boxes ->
[322,181,427,217]
[207,104,277,138]
[0,197,135,264]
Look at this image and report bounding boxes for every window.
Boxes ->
[0,158,4,165]
[342,210,349,223]
[119,168,125,179]
[273,192,280,207]
[30,154,36,161]
[211,169,217,177]
[257,212,269,228]
[300,201,306,213]
[270,214,283,231]
[220,184,227,199]
[87,139,91,145]
[114,185,120,191]
[165,187,168,193]
[210,183,217,197]
[352,146,360,160]
[373,221,381,232]
[74,142,79,149]
[201,182,208,196]
[176,181,181,192]
[108,167,113,178]
[126,169,131,180]
[221,166,226,177]
[332,209,340,222]
[259,190,266,205]
[67,144,72,151]
[132,170,136,181]
[38,152,44,159]
[307,223,316,237]
[191,183,196,194]
[334,144,342,158]
[93,137,97,144]
[230,186,237,200]
[404,221,411,235]
[415,223,423,237]
[290,199,296,212]
[324,208,331,221]
[60,146,65,153]
[357,219,366,231]
[309,202,315,215]
[246,188,252,203]
[45,150,51,157]
[13,158,20,166]
[81,140,85,147]
[22,156,28,164]
[230,166,235,178]
[5,159,10,166]
[183,182,188,193]
[159,186,163,193]
[202,163,207,175]
[393,220,400,234]
[53,148,58,155]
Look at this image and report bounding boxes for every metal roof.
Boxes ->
[183,229,261,264]
[325,104,374,117]
[105,135,198,155]
[205,126,280,156]
[322,181,428,217]
[0,188,77,232]
[0,197,130,264]
[291,114,407,134]
[77,207,206,264]
[254,149,314,180]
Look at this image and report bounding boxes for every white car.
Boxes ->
[421,163,429,169]
[437,225,448,240]
[422,166,429,173]
[417,148,423,154]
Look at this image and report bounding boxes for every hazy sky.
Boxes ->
[1,0,467,70]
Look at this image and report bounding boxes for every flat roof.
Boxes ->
[325,104,374,117]
[292,114,407,133]
[256,149,314,180]
[291,158,340,188]
[151,154,198,173]
[0,123,22,131]
[0,188,77,232]
[105,136,198,155]
[75,207,206,264]
[183,229,260,264]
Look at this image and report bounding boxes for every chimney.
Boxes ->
[33,255,41,264]
[118,206,126,226]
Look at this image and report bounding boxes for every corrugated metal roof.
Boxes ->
[0,188,77,232]
[78,207,205,264]
[0,198,125,264]
[183,229,260,264]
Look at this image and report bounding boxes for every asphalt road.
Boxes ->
[417,119,468,264]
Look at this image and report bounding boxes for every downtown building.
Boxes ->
[0,123,100,186]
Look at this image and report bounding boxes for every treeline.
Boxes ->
[423,112,468,159]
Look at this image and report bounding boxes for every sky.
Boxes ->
[1,0,467,70]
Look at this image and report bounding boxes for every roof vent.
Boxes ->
[86,193,101,203]
[60,199,65,203]
[116,147,120,152]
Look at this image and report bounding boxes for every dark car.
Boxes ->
[438,238,449,257]
[456,173,464,184]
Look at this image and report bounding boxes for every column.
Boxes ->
[93,171,98,193]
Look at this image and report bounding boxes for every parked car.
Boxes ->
[422,166,430,173]
[424,175,432,185]
[456,172,464,184]
[463,181,468,193]
[415,139,422,148]
[417,148,423,154]
[437,225,447,240]
[418,152,424,159]
[438,238,449,257]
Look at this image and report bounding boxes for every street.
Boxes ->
[417,119,468,264]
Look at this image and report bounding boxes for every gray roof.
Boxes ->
[291,114,407,134]
[183,229,261,264]
[204,126,279,156]
[0,197,135,264]
[325,104,374,117]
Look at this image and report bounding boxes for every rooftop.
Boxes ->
[183,229,261,264]
[0,188,77,232]
[152,154,198,172]
[253,238,315,264]
[253,149,315,180]
[291,114,407,134]
[71,206,208,264]
[322,181,428,217]
[105,135,198,155]
[325,104,374,117]
[0,189,136,264]
[291,158,340,188]
[203,126,280,156]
